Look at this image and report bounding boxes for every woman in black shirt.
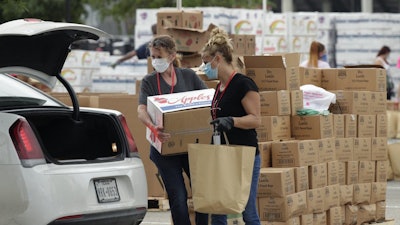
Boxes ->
[198,27,261,225]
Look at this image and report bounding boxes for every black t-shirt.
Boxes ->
[212,73,259,152]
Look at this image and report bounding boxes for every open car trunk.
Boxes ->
[16,109,126,164]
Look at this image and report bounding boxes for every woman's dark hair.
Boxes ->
[151,24,157,35]
[377,45,391,57]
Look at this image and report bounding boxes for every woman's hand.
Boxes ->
[210,117,234,132]
[156,129,171,143]
[148,124,171,143]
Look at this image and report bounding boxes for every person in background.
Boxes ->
[110,24,157,68]
[300,41,331,68]
[137,35,208,225]
[197,27,261,225]
[374,45,394,100]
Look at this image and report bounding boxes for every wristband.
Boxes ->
[146,124,159,137]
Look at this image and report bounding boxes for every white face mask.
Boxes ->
[152,58,170,73]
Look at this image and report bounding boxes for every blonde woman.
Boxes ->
[197,27,261,225]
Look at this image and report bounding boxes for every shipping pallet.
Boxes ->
[148,197,170,211]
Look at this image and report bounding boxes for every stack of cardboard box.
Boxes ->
[54,50,110,92]
[50,52,390,224]
[156,9,210,68]
[230,34,256,56]
[242,54,389,225]
[156,9,256,69]
[322,67,388,225]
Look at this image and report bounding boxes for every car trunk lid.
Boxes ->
[0,18,110,88]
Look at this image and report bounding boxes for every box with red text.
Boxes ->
[146,88,215,154]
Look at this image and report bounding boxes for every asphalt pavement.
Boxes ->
[385,180,400,223]
[141,180,400,225]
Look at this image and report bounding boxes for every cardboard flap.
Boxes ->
[244,56,285,68]
[206,23,218,32]
[284,53,301,67]
[264,53,301,67]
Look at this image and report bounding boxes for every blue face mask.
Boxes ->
[203,57,218,80]
[320,54,328,62]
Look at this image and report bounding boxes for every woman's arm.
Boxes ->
[137,104,171,142]
[232,91,261,129]
[374,57,384,66]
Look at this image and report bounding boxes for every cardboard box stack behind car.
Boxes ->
[51,55,390,222]
[55,50,110,93]
[241,54,390,224]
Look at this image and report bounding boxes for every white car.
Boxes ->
[0,19,147,225]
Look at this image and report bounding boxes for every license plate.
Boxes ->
[94,178,120,203]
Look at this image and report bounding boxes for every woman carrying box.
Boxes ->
[137,34,207,225]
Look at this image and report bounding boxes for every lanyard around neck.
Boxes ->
[157,67,175,95]
[211,71,236,119]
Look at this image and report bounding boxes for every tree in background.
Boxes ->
[86,0,277,34]
[0,0,86,23]
[0,0,277,34]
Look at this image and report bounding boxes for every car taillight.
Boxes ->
[56,215,83,220]
[9,118,46,167]
[118,115,139,157]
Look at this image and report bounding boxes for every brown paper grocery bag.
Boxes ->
[188,143,255,214]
